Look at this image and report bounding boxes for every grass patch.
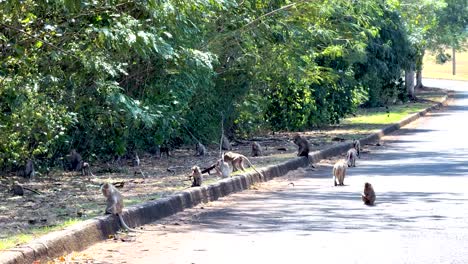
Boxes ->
[0,219,82,251]
[341,102,434,136]
[423,46,468,81]
[343,103,429,126]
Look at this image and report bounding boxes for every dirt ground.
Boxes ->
[0,86,447,248]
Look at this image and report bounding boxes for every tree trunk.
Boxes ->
[415,69,423,89]
[452,47,456,75]
[405,69,415,100]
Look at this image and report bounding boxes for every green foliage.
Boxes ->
[0,0,458,170]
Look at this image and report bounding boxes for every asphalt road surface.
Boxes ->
[74,79,468,264]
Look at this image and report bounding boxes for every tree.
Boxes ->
[426,0,468,75]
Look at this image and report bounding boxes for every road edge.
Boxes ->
[0,93,451,264]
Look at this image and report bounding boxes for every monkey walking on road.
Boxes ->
[347,148,358,167]
[333,159,347,186]
[353,139,361,158]
[101,183,140,232]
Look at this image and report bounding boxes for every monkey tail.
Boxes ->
[117,214,142,233]
[243,157,264,177]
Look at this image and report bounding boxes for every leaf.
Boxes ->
[35,41,43,48]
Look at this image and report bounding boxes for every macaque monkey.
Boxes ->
[293,134,310,157]
[195,142,207,156]
[101,183,137,232]
[251,142,263,157]
[221,135,232,151]
[333,159,347,186]
[67,149,83,171]
[132,153,140,167]
[353,139,361,158]
[215,158,231,178]
[361,182,376,205]
[223,151,263,176]
[81,162,95,176]
[189,166,203,187]
[347,148,358,167]
[160,145,171,158]
[21,159,35,180]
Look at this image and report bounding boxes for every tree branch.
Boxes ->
[0,22,79,59]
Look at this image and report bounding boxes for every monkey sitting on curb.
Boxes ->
[293,134,310,157]
[361,182,376,206]
[101,183,140,232]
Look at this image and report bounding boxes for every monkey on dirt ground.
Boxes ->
[251,142,263,157]
[221,135,232,151]
[293,134,310,157]
[67,149,83,171]
[189,166,203,187]
[195,142,207,156]
[215,158,231,178]
[67,149,95,176]
[361,182,376,205]
[19,159,35,180]
[333,159,347,186]
[81,162,95,176]
[200,159,230,178]
[223,151,263,176]
[347,148,358,167]
[132,153,141,167]
[101,183,140,232]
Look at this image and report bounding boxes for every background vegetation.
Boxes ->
[0,0,466,171]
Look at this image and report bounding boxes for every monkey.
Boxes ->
[160,145,171,158]
[12,184,24,196]
[67,149,83,171]
[293,134,310,157]
[251,142,263,157]
[353,139,361,158]
[333,159,347,186]
[101,183,139,232]
[132,153,140,167]
[81,161,95,176]
[221,135,232,151]
[223,151,263,176]
[361,182,376,205]
[346,148,358,167]
[215,158,231,178]
[130,152,147,177]
[189,166,203,187]
[195,142,207,156]
[20,159,35,180]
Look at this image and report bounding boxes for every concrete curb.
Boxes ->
[0,94,450,264]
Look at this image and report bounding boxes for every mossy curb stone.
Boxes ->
[0,93,450,264]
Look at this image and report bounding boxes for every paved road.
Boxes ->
[73,79,468,264]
